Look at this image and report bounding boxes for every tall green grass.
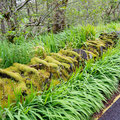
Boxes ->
[0,24,96,68]
[1,22,120,68]
[1,42,120,120]
[0,41,33,68]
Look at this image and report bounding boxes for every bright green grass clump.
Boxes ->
[1,43,120,120]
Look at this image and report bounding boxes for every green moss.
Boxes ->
[5,66,18,72]
[15,82,27,94]
[51,79,60,86]
[59,49,80,59]
[45,56,62,65]
[65,56,78,64]
[61,69,70,79]
[13,63,39,76]
[31,57,48,66]
[32,46,46,59]
[0,69,23,82]
[84,50,97,59]
[61,63,70,69]
[48,63,59,69]
[50,53,73,64]
[0,58,2,63]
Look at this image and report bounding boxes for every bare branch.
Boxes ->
[13,0,31,14]
[26,1,79,27]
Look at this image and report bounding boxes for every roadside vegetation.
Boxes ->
[0,22,120,68]
[0,0,120,120]
[1,39,120,120]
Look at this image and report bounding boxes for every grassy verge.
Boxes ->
[1,42,120,120]
[0,22,120,68]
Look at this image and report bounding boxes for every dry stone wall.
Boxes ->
[0,32,119,107]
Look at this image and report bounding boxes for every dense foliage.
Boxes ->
[0,1,120,119]
[0,22,120,68]
[0,0,120,41]
[1,41,120,120]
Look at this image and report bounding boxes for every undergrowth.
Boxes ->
[1,42,120,120]
[0,22,120,68]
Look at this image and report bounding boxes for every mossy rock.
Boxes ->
[45,56,62,65]
[51,79,60,87]
[13,63,39,76]
[0,69,23,82]
[50,53,73,64]
[32,46,46,59]
[60,69,70,81]
[61,63,70,70]
[99,32,118,43]
[84,50,97,59]
[59,49,80,59]
[30,57,49,69]
[73,49,88,60]
[0,78,28,108]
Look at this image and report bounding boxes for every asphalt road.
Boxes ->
[99,98,120,120]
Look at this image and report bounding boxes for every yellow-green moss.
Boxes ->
[13,63,39,76]
[5,66,18,72]
[61,63,70,69]
[102,39,114,46]
[59,49,80,59]
[65,56,78,64]
[0,58,2,63]
[86,40,106,48]
[32,46,46,59]
[61,69,70,79]
[45,56,62,65]
[51,79,60,86]
[84,50,97,58]
[0,69,23,82]
[48,63,59,69]
[38,70,50,84]
[0,78,18,107]
[50,53,73,64]
[31,57,48,66]
[0,79,4,100]
[83,40,104,52]
[15,82,27,94]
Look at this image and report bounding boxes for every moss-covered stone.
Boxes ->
[84,50,97,59]
[45,56,62,65]
[0,69,23,82]
[32,46,46,59]
[50,53,73,64]
[31,57,48,66]
[61,69,70,80]
[0,77,28,108]
[59,49,80,59]
[61,63,70,69]
[51,79,60,86]
[13,63,39,76]
[0,31,118,108]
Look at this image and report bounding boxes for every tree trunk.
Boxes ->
[0,1,6,34]
[1,19,6,34]
[52,0,68,33]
